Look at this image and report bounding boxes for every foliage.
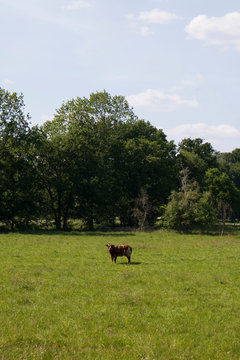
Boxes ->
[204,168,240,234]
[0,88,38,229]
[204,168,237,203]
[178,138,218,186]
[33,91,177,230]
[164,169,217,230]
[0,87,30,150]
[1,87,240,231]
[218,148,240,189]
[0,151,39,229]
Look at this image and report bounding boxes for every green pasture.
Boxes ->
[0,230,239,359]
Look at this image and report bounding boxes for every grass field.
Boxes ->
[0,230,240,359]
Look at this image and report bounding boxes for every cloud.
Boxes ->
[185,12,240,51]
[3,79,14,85]
[62,0,93,10]
[167,123,240,152]
[140,26,154,37]
[126,8,179,36]
[169,73,203,92]
[127,89,199,112]
[139,8,179,24]
[0,0,86,32]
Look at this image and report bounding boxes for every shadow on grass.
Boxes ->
[11,230,136,237]
[118,262,141,265]
[84,232,136,237]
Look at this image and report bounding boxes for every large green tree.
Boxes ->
[118,120,177,226]
[204,168,240,234]
[218,149,240,191]
[0,87,29,151]
[30,125,76,230]
[178,138,218,186]
[34,91,138,230]
[164,168,216,231]
[0,88,37,229]
[38,91,177,229]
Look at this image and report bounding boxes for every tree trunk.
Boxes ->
[11,217,15,231]
[55,217,61,231]
[63,216,68,231]
[221,206,227,236]
[86,217,94,231]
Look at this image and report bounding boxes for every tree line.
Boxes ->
[1,87,240,232]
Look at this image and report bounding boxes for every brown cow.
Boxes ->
[106,243,132,263]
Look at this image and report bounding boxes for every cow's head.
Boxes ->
[106,243,113,249]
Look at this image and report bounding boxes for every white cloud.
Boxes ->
[127,89,199,112]
[140,26,154,37]
[139,8,179,24]
[0,0,86,32]
[169,73,203,92]
[63,0,93,10]
[185,12,240,51]
[126,8,179,36]
[167,123,240,152]
[3,79,14,85]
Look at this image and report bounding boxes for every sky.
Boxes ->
[1,0,240,152]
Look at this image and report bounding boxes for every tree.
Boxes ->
[30,126,76,231]
[34,91,139,230]
[218,149,240,191]
[0,149,39,230]
[133,188,151,231]
[67,91,138,229]
[39,91,177,229]
[0,87,29,151]
[117,120,177,226]
[204,168,240,235]
[0,88,37,229]
[164,169,216,231]
[178,138,218,186]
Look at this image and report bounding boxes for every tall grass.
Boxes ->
[0,230,239,359]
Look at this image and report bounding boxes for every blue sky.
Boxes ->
[1,0,240,152]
